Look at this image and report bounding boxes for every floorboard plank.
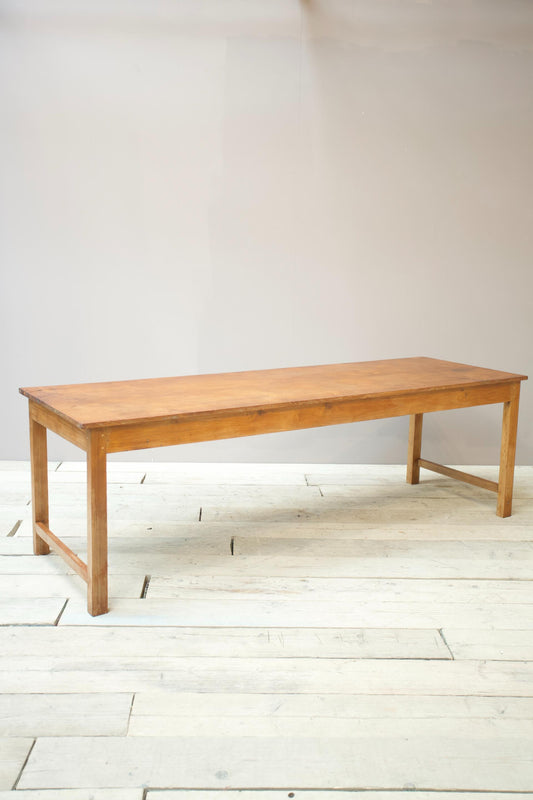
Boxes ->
[0,574,144,600]
[59,461,312,484]
[442,628,533,661]
[0,471,145,486]
[0,693,133,736]
[201,496,533,524]
[14,518,533,541]
[307,465,533,498]
[0,738,34,791]
[0,598,66,625]
[1,659,532,696]
[132,692,533,719]
[0,625,449,659]
[0,539,34,556]
[145,575,533,604]
[0,462,59,472]
[235,538,533,559]
[5,550,533,579]
[56,596,533,629]
[129,715,533,738]
[0,791,142,799]
[147,794,533,800]
[18,734,533,790]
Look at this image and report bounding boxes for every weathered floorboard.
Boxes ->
[1,659,532,696]
[131,692,533,719]
[0,598,66,625]
[17,734,533,790]
[12,515,533,542]
[0,574,144,600]
[0,738,34,791]
[0,791,142,799]
[56,595,533,629]
[442,628,533,661]
[145,575,533,604]
[0,625,449,660]
[0,694,133,736]
[129,712,533,739]
[147,793,533,800]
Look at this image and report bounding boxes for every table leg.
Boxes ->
[29,414,50,555]
[87,430,108,615]
[407,413,423,484]
[497,383,521,518]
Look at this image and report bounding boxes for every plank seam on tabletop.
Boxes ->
[10,738,35,790]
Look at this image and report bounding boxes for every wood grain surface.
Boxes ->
[19,357,527,429]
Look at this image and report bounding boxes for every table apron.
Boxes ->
[99,382,515,454]
[30,402,88,451]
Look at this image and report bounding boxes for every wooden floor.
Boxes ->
[1,460,533,798]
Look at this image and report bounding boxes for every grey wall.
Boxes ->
[1,0,531,464]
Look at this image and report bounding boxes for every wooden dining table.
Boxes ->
[20,356,527,616]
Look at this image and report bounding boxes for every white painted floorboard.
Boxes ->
[0,625,449,659]
[147,794,533,800]
[16,734,533,790]
[0,792,142,799]
[129,691,533,719]
[442,628,533,660]
[0,574,144,600]
[0,463,532,793]
[0,693,133,736]
[0,738,33,791]
[13,518,533,540]
[2,657,532,695]
[127,713,533,738]
[57,595,533,629]
[0,597,66,625]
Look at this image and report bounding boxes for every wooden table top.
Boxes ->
[20,357,527,430]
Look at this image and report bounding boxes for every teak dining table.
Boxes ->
[20,357,527,616]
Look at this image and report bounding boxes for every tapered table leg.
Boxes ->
[87,430,108,615]
[29,410,50,555]
[407,413,423,484]
[497,382,521,518]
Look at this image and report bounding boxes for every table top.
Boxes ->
[20,357,527,430]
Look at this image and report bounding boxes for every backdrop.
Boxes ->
[1,0,531,463]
